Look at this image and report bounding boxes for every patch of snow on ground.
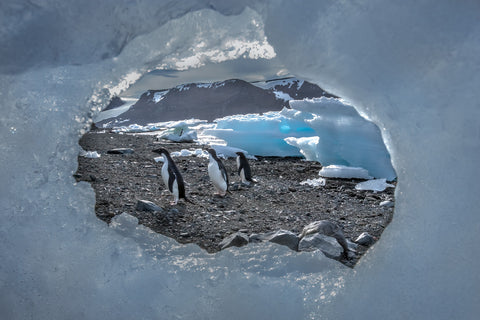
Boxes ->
[300,177,326,187]
[355,179,395,192]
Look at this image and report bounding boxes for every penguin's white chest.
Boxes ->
[236,156,247,183]
[208,158,227,193]
[161,161,170,191]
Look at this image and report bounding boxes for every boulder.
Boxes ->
[219,232,249,250]
[249,230,299,251]
[299,220,350,257]
[298,233,345,258]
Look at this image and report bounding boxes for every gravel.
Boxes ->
[75,131,395,266]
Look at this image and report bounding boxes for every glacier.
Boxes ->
[205,96,395,180]
[1,1,479,319]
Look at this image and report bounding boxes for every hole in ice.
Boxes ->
[74,75,396,267]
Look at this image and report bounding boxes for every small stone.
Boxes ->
[136,200,162,212]
[380,200,394,208]
[355,232,376,246]
[107,148,134,154]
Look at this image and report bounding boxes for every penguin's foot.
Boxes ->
[213,193,226,198]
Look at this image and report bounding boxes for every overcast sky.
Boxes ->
[121,57,292,98]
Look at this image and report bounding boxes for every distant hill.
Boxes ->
[103,96,126,111]
[97,78,336,127]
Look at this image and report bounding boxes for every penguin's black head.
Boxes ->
[206,148,217,157]
[236,151,245,157]
[152,148,169,156]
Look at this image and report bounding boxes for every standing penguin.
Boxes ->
[235,151,254,185]
[207,148,229,196]
[152,148,188,205]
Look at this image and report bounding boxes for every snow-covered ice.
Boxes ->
[319,165,373,180]
[355,178,395,192]
[1,1,479,320]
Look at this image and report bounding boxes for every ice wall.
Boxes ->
[1,1,479,320]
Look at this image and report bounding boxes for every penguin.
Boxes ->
[206,148,229,196]
[235,151,254,185]
[152,148,189,205]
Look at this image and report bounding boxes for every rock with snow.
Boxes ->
[219,232,249,250]
[355,179,395,192]
[380,200,394,207]
[298,234,344,258]
[355,232,376,246]
[80,150,101,158]
[299,220,350,256]
[135,200,163,212]
[249,230,299,251]
[107,148,134,154]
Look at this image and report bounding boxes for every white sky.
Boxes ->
[121,57,292,98]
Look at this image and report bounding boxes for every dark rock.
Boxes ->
[249,229,299,251]
[136,200,162,212]
[107,148,134,154]
[219,232,249,250]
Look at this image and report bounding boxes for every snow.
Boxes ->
[319,165,373,180]
[153,90,168,102]
[94,98,137,123]
[273,90,294,101]
[253,77,304,90]
[1,1,479,320]
[300,178,326,187]
[80,150,101,158]
[355,178,395,192]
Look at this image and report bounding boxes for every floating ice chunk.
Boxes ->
[300,177,326,187]
[355,179,395,192]
[284,136,319,161]
[319,165,373,179]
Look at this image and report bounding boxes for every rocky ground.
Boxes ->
[75,131,395,267]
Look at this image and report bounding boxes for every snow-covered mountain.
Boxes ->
[97,78,334,127]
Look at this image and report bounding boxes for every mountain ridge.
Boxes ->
[97,78,336,127]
